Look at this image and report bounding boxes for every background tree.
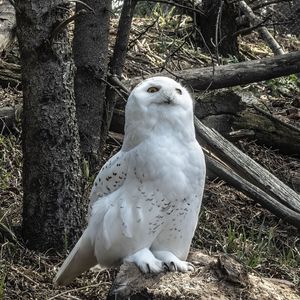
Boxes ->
[100,0,138,153]
[73,0,111,174]
[196,0,240,58]
[15,1,84,251]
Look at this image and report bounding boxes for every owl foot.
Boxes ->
[124,248,164,273]
[152,250,194,272]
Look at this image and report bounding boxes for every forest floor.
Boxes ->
[0,14,300,300]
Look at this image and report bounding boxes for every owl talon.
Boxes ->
[153,250,194,273]
[124,248,164,274]
[170,261,177,271]
[146,263,151,273]
[163,262,170,271]
[187,262,195,271]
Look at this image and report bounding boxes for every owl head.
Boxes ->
[122,77,195,151]
[123,77,195,150]
[126,76,193,113]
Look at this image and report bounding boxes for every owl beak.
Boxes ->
[163,97,172,104]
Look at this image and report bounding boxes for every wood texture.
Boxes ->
[194,117,300,214]
[73,0,111,172]
[15,1,84,251]
[106,251,299,300]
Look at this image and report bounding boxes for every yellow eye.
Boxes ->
[175,88,182,95]
[147,86,160,93]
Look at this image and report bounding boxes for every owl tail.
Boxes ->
[54,229,97,285]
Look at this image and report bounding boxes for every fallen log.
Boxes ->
[110,90,300,157]
[0,59,21,86]
[107,251,299,300]
[126,51,300,91]
[194,117,300,214]
[193,90,300,156]
[0,104,21,134]
[233,109,300,156]
[206,155,300,228]
[1,51,300,93]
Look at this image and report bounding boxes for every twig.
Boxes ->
[128,17,159,50]
[100,0,138,152]
[232,16,271,37]
[50,9,89,43]
[100,77,128,102]
[109,75,130,94]
[69,0,95,12]
[252,0,290,11]
[48,282,110,300]
[142,0,205,15]
[194,28,215,91]
[10,266,40,286]
[215,0,224,65]
[159,34,190,72]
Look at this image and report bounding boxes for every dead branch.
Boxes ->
[206,155,300,228]
[194,117,300,214]
[239,0,285,55]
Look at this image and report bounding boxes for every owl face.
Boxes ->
[123,77,195,150]
[127,77,193,112]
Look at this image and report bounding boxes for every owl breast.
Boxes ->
[132,133,204,201]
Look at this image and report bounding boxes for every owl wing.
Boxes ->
[55,150,130,285]
[88,150,129,217]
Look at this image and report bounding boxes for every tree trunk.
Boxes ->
[73,0,111,174]
[100,0,137,156]
[195,0,240,58]
[15,1,84,251]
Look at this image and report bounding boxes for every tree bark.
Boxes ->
[73,0,111,173]
[15,1,84,251]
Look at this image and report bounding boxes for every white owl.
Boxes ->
[54,76,206,285]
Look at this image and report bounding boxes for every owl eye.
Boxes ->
[175,88,182,95]
[147,86,160,93]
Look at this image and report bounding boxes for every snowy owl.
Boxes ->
[54,76,206,285]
